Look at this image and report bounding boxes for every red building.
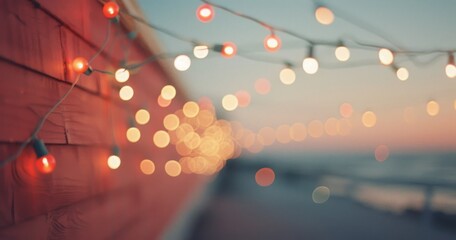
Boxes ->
[0,0,207,238]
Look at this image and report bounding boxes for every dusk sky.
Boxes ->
[137,0,456,152]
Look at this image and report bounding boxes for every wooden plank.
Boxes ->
[0,142,195,227]
[0,168,204,239]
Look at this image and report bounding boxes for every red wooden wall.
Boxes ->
[0,0,205,238]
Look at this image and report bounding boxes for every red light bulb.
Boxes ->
[32,139,56,174]
[196,4,214,23]
[72,57,90,74]
[264,34,281,52]
[35,154,56,174]
[221,42,237,58]
[103,2,120,19]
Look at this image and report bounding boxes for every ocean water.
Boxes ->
[244,152,456,214]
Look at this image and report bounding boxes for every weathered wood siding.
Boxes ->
[0,0,204,238]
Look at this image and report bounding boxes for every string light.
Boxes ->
[362,111,377,128]
[395,67,409,81]
[103,2,120,19]
[72,57,92,75]
[222,94,239,111]
[335,45,350,62]
[161,85,176,100]
[426,100,439,116]
[140,159,155,175]
[214,42,237,58]
[279,67,296,85]
[33,139,56,174]
[119,85,134,101]
[378,48,394,65]
[174,55,191,71]
[135,109,150,125]
[196,4,214,23]
[264,34,281,52]
[107,146,121,170]
[302,47,319,74]
[193,45,209,59]
[126,126,141,143]
[445,53,456,78]
[315,6,335,25]
[115,68,130,83]
[183,101,200,118]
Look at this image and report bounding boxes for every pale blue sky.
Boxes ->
[137,0,456,151]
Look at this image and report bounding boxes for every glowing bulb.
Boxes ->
[36,155,56,174]
[194,45,209,59]
[103,2,120,19]
[196,4,214,23]
[446,64,456,78]
[312,186,330,204]
[302,57,319,74]
[335,46,350,62]
[315,6,334,25]
[426,100,439,116]
[264,34,281,52]
[161,85,176,100]
[165,160,182,177]
[32,139,56,174]
[340,103,353,118]
[378,48,394,65]
[396,67,409,81]
[174,55,191,71]
[221,42,237,58]
[72,57,89,74]
[107,155,121,169]
[153,130,170,148]
[362,111,377,128]
[126,127,141,143]
[222,94,238,111]
[163,114,180,131]
[183,101,200,118]
[140,159,155,175]
[119,85,134,101]
[135,109,150,125]
[115,68,130,83]
[255,168,275,187]
[279,67,296,85]
[235,90,251,107]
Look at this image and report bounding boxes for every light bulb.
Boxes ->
[221,42,237,58]
[72,57,90,74]
[222,94,238,111]
[378,48,394,65]
[446,64,456,78]
[161,85,176,100]
[103,2,120,19]
[335,46,350,62]
[264,34,281,52]
[135,109,150,125]
[315,6,334,25]
[174,55,191,71]
[193,45,209,59]
[126,127,141,143]
[396,67,409,81]
[196,4,214,23]
[107,155,121,169]
[119,85,134,101]
[33,139,56,174]
[115,68,130,83]
[279,67,296,85]
[302,57,319,74]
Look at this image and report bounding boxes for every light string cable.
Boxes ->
[202,0,456,63]
[0,20,112,167]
